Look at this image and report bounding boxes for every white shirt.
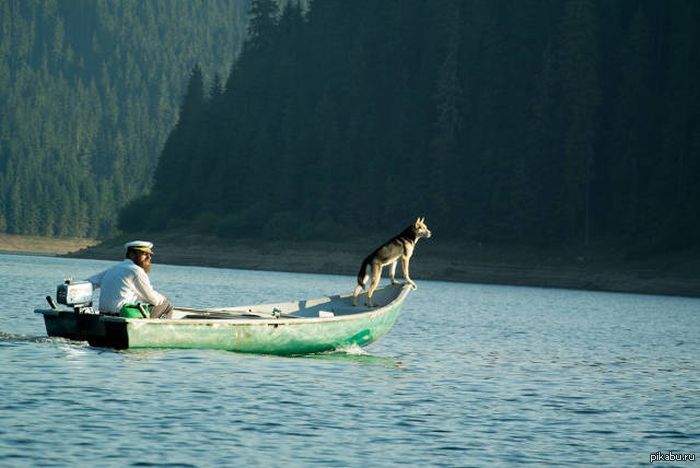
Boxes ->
[87,259,165,313]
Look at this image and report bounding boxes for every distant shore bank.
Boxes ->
[58,232,700,299]
[3,233,698,298]
[0,234,98,256]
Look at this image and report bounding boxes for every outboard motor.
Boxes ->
[51,278,96,314]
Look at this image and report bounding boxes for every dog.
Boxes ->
[352,217,432,307]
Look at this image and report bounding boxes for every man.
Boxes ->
[87,241,174,319]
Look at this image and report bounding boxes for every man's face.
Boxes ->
[131,250,152,273]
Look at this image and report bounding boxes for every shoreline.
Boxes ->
[0,234,98,256]
[66,234,700,298]
[3,233,698,298]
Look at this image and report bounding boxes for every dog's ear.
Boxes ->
[415,217,420,225]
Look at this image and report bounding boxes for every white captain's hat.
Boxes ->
[125,240,154,254]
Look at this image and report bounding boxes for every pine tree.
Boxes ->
[430,1,463,228]
[608,7,654,238]
[149,65,206,221]
[655,1,700,249]
[558,0,601,245]
[245,0,279,53]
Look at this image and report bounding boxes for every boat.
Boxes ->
[35,284,411,355]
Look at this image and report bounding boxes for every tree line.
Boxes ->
[0,0,249,238]
[123,0,700,255]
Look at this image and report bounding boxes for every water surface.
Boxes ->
[1,254,698,466]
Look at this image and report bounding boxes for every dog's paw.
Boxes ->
[408,281,417,290]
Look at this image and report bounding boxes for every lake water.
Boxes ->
[0,254,698,467]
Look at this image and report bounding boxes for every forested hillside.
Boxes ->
[121,0,700,255]
[0,0,249,238]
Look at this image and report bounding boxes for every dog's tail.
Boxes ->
[353,256,372,306]
[356,256,371,288]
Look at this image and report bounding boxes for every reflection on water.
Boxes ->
[0,253,698,466]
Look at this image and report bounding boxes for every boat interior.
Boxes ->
[172,284,406,320]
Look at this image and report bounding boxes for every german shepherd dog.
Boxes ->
[352,217,432,307]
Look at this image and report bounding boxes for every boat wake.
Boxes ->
[302,345,403,368]
[0,330,50,343]
[0,330,87,347]
[333,343,369,355]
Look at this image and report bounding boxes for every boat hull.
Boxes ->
[36,284,410,355]
[123,300,402,354]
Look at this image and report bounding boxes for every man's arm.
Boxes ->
[86,269,105,289]
[132,268,166,306]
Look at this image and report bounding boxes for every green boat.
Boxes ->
[35,284,411,354]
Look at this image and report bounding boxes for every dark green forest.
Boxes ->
[122,0,700,255]
[0,0,249,237]
[3,0,698,257]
